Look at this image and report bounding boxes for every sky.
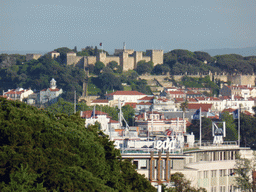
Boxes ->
[0,0,256,54]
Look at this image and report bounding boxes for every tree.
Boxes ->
[94,61,105,75]
[121,105,135,126]
[188,117,212,141]
[220,112,237,141]
[163,172,206,192]
[107,61,122,73]
[234,153,256,191]
[136,60,154,75]
[0,98,156,191]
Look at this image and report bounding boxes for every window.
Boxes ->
[203,171,208,178]
[211,170,217,178]
[219,169,226,177]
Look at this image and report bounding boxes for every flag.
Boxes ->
[193,109,200,120]
[233,109,239,119]
[99,42,102,46]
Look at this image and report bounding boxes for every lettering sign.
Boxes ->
[154,138,176,152]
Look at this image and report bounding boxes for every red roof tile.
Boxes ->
[124,102,137,108]
[187,103,212,112]
[138,96,154,101]
[91,99,109,103]
[80,110,108,118]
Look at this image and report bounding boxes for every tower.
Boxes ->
[50,78,57,89]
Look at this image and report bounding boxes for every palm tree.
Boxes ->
[180,99,188,131]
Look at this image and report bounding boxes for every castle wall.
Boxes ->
[97,52,120,66]
[120,52,135,71]
[213,75,228,82]
[103,56,120,66]
[134,51,143,69]
[67,55,83,66]
[84,56,97,67]
[146,50,163,66]
[66,49,164,71]
[115,49,134,55]
[229,75,255,86]
[26,54,42,61]
[141,56,151,63]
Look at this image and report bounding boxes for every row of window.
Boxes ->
[198,169,235,179]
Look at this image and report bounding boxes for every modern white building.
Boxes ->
[39,78,63,104]
[106,91,146,103]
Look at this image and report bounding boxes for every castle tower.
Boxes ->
[134,51,143,69]
[50,78,57,89]
[146,50,164,66]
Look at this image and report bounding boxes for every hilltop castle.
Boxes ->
[66,47,164,71]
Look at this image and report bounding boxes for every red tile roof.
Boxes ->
[109,119,119,124]
[80,110,108,118]
[222,108,236,113]
[138,96,154,101]
[49,88,60,92]
[137,102,152,106]
[107,91,146,96]
[91,99,109,103]
[124,102,137,108]
[175,98,185,103]
[167,91,185,95]
[187,103,212,112]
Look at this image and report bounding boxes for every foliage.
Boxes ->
[240,113,256,147]
[91,73,123,96]
[234,153,256,191]
[0,54,86,102]
[163,172,206,192]
[107,61,123,74]
[220,112,237,141]
[121,105,135,126]
[151,64,170,75]
[214,54,254,74]
[136,60,154,75]
[188,117,212,141]
[0,98,156,191]
[1,163,47,192]
[94,61,105,75]
[179,76,219,96]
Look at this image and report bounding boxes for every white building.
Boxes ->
[3,88,33,102]
[106,91,146,104]
[39,78,63,104]
[80,110,120,134]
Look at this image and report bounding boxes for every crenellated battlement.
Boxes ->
[66,48,164,71]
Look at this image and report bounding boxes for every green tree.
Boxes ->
[121,105,135,126]
[136,60,154,75]
[0,98,156,191]
[220,112,238,141]
[188,117,212,141]
[94,61,105,75]
[164,172,206,192]
[1,164,46,192]
[234,153,256,192]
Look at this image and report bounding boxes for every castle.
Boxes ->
[66,47,164,71]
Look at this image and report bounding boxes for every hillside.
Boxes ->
[0,98,156,191]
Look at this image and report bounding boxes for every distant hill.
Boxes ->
[202,46,256,57]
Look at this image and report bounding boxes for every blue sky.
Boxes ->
[0,0,255,54]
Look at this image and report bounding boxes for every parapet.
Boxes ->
[26,54,42,61]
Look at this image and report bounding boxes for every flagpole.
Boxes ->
[199,107,202,147]
[238,105,240,147]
